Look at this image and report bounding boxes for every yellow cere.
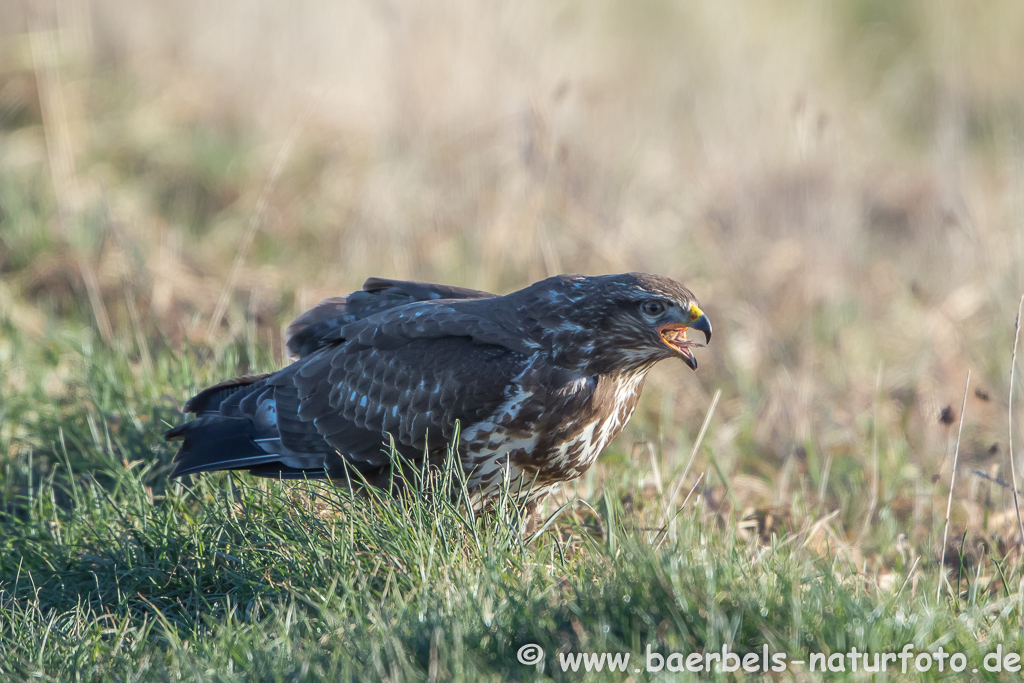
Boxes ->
[688,304,704,322]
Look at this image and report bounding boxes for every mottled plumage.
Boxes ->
[167,273,711,507]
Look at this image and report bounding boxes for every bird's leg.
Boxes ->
[522,499,542,537]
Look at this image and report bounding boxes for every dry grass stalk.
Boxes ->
[896,556,921,600]
[858,363,883,544]
[654,473,704,550]
[937,370,969,604]
[1008,294,1024,548]
[665,388,721,512]
[29,11,112,343]
[206,103,314,342]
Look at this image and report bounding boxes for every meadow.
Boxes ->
[3,1,1024,679]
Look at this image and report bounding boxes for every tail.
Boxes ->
[166,414,273,478]
[165,373,332,479]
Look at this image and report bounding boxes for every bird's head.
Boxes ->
[532,273,712,373]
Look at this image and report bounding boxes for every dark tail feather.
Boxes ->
[166,416,283,478]
[182,373,273,414]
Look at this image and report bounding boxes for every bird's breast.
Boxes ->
[461,369,648,490]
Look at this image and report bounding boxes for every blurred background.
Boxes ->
[3,0,1024,565]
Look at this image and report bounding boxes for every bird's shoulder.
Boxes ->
[285,277,500,358]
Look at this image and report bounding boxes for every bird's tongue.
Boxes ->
[660,325,704,370]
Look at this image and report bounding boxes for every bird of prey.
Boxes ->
[166,273,711,509]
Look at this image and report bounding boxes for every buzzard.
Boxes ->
[167,273,711,509]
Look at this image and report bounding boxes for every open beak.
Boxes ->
[659,305,712,371]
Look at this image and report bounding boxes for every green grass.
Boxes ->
[4,1,1024,678]
[1,338,1023,681]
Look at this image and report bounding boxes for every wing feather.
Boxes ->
[286,278,497,358]
[172,277,528,481]
[290,338,525,464]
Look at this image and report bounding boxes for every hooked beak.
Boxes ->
[658,304,712,371]
[689,311,712,344]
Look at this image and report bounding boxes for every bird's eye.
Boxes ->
[640,300,666,317]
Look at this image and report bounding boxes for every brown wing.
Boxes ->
[282,297,533,466]
[285,277,497,359]
[272,337,527,470]
[169,293,531,481]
